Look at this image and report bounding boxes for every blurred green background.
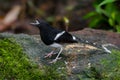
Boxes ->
[0,0,120,33]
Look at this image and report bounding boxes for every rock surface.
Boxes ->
[73,28,120,48]
[0,28,120,80]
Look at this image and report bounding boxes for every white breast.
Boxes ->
[50,43,62,48]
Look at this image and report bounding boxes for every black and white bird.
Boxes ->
[30,19,78,63]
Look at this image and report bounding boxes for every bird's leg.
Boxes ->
[44,51,54,58]
[50,47,63,63]
[44,48,57,58]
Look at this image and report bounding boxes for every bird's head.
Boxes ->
[30,19,49,28]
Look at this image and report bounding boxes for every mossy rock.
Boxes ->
[0,35,66,80]
[0,33,120,80]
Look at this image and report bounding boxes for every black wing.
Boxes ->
[40,28,62,45]
[54,31,78,43]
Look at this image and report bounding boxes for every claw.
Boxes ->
[44,51,56,58]
[49,57,62,63]
[44,51,53,58]
[44,53,53,58]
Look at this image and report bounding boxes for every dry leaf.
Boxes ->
[0,5,21,32]
[3,5,21,24]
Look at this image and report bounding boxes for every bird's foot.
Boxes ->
[49,57,62,63]
[44,51,56,58]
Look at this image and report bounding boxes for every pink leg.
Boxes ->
[49,47,63,63]
[44,51,56,58]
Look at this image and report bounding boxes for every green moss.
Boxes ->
[83,50,120,80]
[0,38,66,80]
[100,50,120,80]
